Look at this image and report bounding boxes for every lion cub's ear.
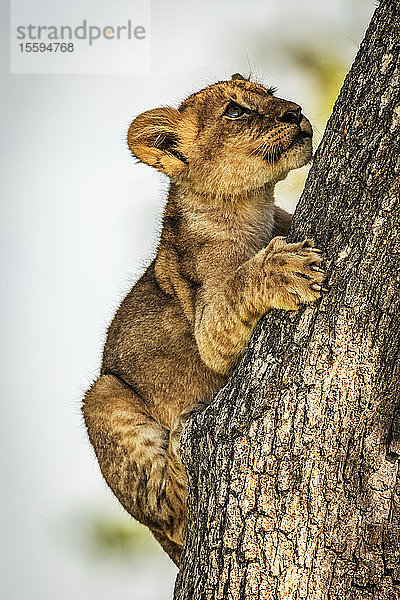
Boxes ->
[127,107,187,178]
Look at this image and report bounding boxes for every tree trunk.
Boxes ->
[174,1,400,599]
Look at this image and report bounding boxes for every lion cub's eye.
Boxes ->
[224,102,247,119]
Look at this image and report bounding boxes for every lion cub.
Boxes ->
[82,74,326,566]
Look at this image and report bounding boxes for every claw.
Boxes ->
[296,272,311,280]
[310,283,322,291]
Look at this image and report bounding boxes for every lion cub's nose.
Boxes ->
[277,108,303,126]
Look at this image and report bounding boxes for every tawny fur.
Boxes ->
[82,74,326,567]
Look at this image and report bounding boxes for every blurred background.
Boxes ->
[1,1,375,598]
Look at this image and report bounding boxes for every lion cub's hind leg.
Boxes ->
[82,374,187,557]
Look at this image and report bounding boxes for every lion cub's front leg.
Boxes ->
[245,236,326,312]
[195,237,326,375]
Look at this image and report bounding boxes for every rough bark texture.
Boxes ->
[174,1,400,599]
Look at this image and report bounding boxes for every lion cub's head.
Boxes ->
[128,74,312,197]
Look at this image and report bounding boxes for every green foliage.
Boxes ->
[66,507,160,561]
[286,43,347,127]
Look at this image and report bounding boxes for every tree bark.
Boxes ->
[174,1,400,599]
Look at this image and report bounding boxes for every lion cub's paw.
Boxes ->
[261,236,328,311]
